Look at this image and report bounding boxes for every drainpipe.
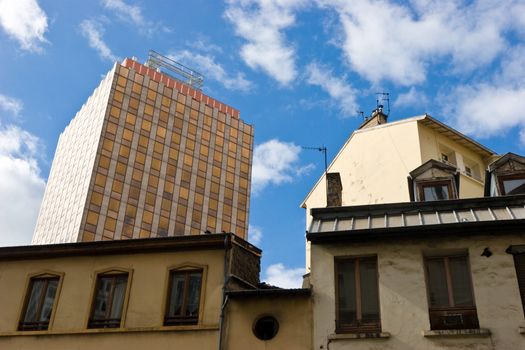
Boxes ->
[218,234,231,350]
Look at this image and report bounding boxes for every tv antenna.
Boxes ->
[375,92,390,116]
[302,146,327,175]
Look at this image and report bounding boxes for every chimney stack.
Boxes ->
[326,172,343,207]
[358,107,388,130]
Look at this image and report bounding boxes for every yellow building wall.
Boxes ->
[0,250,225,349]
[303,120,422,268]
[417,123,489,198]
[310,233,525,350]
[225,295,312,350]
[304,120,422,225]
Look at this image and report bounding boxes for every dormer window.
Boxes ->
[485,153,525,196]
[408,160,459,202]
[418,180,453,201]
[499,174,525,195]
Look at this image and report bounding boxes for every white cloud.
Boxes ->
[224,0,306,85]
[0,94,23,115]
[446,85,525,141]
[252,139,312,193]
[169,50,253,92]
[80,19,117,62]
[248,224,263,245]
[444,45,525,144]
[316,0,523,86]
[102,0,145,26]
[0,0,48,52]
[306,62,358,117]
[394,87,428,109]
[265,263,305,288]
[0,125,46,247]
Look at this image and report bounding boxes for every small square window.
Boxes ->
[19,276,60,331]
[164,270,202,326]
[88,273,129,329]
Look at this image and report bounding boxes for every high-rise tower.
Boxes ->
[33,53,253,244]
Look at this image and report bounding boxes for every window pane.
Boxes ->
[337,260,356,325]
[424,184,449,201]
[39,279,58,322]
[109,276,128,319]
[23,280,45,322]
[449,256,474,307]
[168,274,185,316]
[504,178,525,195]
[359,259,379,323]
[426,259,449,307]
[92,277,112,320]
[186,273,202,317]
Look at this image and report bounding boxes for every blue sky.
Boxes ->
[0,0,524,287]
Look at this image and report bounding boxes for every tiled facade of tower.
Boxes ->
[33,58,253,244]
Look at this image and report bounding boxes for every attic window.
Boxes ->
[418,180,453,201]
[499,174,525,195]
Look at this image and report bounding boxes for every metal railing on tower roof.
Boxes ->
[146,50,204,90]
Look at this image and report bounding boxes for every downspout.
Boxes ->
[218,234,231,350]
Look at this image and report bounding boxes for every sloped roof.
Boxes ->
[300,114,496,208]
[307,194,525,243]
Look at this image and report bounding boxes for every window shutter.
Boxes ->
[514,254,525,315]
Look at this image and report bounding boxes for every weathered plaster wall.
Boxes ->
[311,233,525,350]
[226,295,312,350]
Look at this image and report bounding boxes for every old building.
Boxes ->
[0,233,311,350]
[303,111,525,349]
[33,52,254,244]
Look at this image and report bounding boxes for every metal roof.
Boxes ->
[308,195,525,241]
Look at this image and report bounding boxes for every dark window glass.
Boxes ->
[336,257,380,333]
[500,175,525,195]
[425,255,479,330]
[420,182,451,201]
[88,274,128,328]
[164,270,202,326]
[19,277,59,331]
[253,316,279,340]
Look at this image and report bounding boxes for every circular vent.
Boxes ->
[253,315,279,341]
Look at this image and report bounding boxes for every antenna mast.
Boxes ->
[375,92,390,116]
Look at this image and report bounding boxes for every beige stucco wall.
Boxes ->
[226,295,312,350]
[0,249,225,349]
[417,123,489,198]
[310,233,525,350]
[303,119,423,232]
[303,120,422,268]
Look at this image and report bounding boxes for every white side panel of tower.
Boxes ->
[32,66,116,244]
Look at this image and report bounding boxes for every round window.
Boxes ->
[253,315,279,341]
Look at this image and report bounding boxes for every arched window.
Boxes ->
[19,272,63,331]
[164,265,204,326]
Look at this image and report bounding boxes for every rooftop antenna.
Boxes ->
[357,110,365,121]
[375,92,390,116]
[146,50,204,90]
[303,146,328,201]
[302,146,328,175]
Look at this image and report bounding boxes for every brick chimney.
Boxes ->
[358,107,388,130]
[326,172,343,207]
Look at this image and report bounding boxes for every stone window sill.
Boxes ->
[328,332,391,340]
[422,328,490,337]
